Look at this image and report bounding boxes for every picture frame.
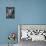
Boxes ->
[6,7,15,19]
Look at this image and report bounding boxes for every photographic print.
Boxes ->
[6,7,15,19]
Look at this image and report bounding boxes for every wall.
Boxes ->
[0,0,17,44]
[16,0,46,24]
[0,0,46,44]
[21,25,46,30]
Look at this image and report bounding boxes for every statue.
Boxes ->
[8,32,16,46]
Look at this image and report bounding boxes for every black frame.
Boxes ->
[6,7,15,19]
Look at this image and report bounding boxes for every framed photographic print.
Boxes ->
[6,7,15,19]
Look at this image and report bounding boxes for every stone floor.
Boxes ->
[0,40,46,46]
[19,40,46,46]
[0,44,18,46]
